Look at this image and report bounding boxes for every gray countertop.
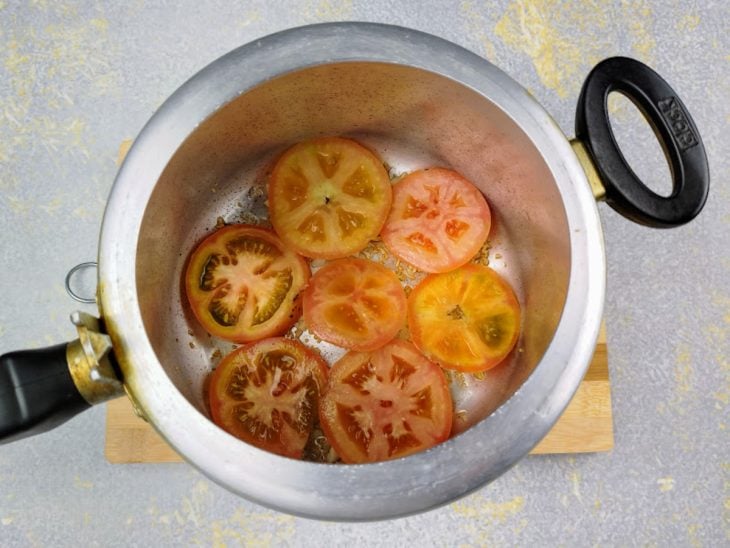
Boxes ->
[1,1,728,545]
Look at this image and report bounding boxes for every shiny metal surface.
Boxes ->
[99,23,604,520]
[64,262,99,304]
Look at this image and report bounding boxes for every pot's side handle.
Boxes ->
[0,343,90,444]
[575,56,709,227]
[0,312,124,445]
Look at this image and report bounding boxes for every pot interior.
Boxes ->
[136,61,570,447]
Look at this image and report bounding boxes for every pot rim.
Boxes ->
[99,22,605,520]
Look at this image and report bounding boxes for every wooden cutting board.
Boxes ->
[105,325,612,463]
[105,141,613,463]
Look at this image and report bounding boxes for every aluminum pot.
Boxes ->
[0,23,708,520]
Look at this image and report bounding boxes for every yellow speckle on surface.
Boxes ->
[90,18,109,31]
[6,195,30,216]
[0,13,119,186]
[306,0,352,20]
[704,294,730,415]
[39,196,64,215]
[451,494,525,522]
[494,0,655,98]
[677,13,700,32]
[74,476,94,489]
[237,10,261,28]
[687,523,702,547]
[4,40,30,74]
[658,477,675,492]
[495,0,580,98]
[625,1,655,60]
[207,507,296,547]
[570,471,582,501]
[450,494,528,545]
[460,0,498,61]
[71,206,88,219]
[674,343,694,394]
[149,480,298,545]
[1,517,13,525]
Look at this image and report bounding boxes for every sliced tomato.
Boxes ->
[268,137,392,259]
[380,168,491,273]
[185,225,309,343]
[303,258,406,352]
[408,264,521,372]
[208,337,329,459]
[319,339,453,463]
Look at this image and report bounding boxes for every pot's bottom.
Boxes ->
[133,60,570,464]
[159,130,528,441]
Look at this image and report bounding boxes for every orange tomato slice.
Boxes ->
[408,264,521,372]
[381,168,491,273]
[303,258,406,351]
[268,137,392,259]
[319,339,453,463]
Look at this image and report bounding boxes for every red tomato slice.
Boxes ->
[268,137,392,259]
[381,168,491,273]
[319,339,453,463]
[408,264,521,372]
[208,337,328,459]
[303,258,407,352]
[185,225,310,343]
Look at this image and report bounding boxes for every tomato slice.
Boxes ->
[185,225,310,343]
[208,337,329,459]
[268,137,392,259]
[319,339,453,463]
[408,264,521,372]
[303,258,407,352]
[380,168,491,273]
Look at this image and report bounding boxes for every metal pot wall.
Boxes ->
[0,23,708,520]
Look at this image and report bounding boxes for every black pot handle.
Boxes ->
[0,312,124,445]
[0,343,90,444]
[575,57,709,227]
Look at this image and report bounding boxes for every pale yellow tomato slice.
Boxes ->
[268,137,392,259]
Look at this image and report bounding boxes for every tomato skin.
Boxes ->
[303,258,407,352]
[268,137,392,260]
[208,337,328,459]
[319,339,453,464]
[408,264,521,372]
[381,168,491,273]
[185,225,310,343]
